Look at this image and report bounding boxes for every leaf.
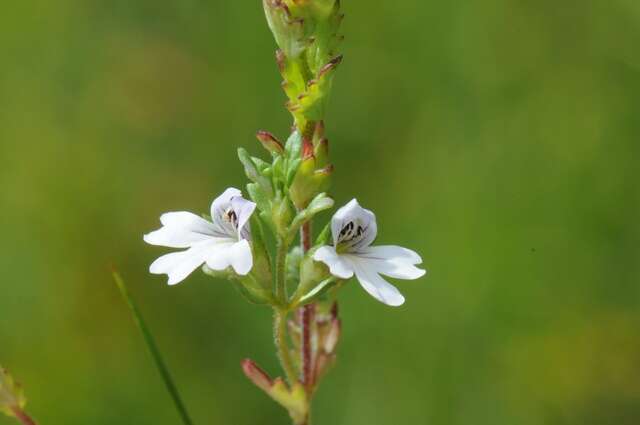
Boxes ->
[238,148,273,197]
[252,156,271,174]
[286,158,302,187]
[286,246,304,291]
[284,130,302,159]
[298,277,338,305]
[305,193,334,217]
[246,183,271,214]
[288,193,334,240]
[248,214,273,291]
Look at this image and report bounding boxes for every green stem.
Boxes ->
[273,238,298,386]
[275,239,288,304]
[112,271,194,425]
[273,308,297,385]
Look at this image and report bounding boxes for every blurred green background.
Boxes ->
[2,0,640,424]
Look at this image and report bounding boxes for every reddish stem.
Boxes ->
[11,407,37,425]
[301,304,315,390]
[301,221,312,252]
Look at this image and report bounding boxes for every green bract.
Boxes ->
[264,0,344,130]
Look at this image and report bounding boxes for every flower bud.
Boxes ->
[256,130,284,155]
[241,359,273,393]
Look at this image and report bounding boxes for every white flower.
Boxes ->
[313,199,426,306]
[144,188,256,285]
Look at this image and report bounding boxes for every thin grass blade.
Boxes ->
[112,270,194,425]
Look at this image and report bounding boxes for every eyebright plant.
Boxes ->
[144,1,427,424]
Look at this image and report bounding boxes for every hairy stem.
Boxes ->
[275,239,288,303]
[299,221,315,399]
[274,309,297,385]
[273,238,297,385]
[11,407,37,425]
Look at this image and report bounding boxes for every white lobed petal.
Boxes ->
[313,246,355,279]
[203,238,254,276]
[331,199,378,250]
[229,239,253,275]
[210,187,242,222]
[356,245,426,280]
[144,212,216,248]
[359,245,423,264]
[149,240,218,285]
[231,196,257,240]
[351,258,406,307]
[373,260,426,280]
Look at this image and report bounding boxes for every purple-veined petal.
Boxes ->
[331,199,377,250]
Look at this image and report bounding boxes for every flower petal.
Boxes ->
[351,258,406,306]
[231,196,257,240]
[356,245,426,280]
[229,239,253,275]
[313,246,354,279]
[331,199,377,250]
[360,245,423,264]
[369,258,426,280]
[149,240,216,285]
[204,239,254,276]
[144,212,216,248]
[210,187,242,222]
